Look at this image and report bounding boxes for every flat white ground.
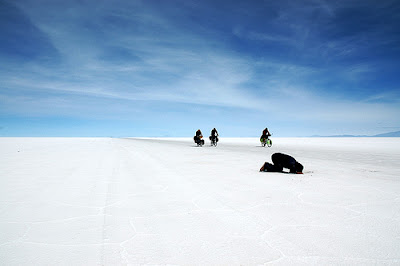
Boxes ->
[1,137,399,265]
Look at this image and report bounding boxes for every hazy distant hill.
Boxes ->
[373,131,400,137]
[311,131,400,137]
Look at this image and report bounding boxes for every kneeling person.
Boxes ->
[260,153,303,174]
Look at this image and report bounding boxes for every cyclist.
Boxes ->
[260,127,271,145]
[209,128,219,144]
[194,129,203,145]
[261,128,271,140]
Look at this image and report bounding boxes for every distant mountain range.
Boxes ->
[311,131,400,138]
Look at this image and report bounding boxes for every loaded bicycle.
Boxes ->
[260,136,272,147]
[210,136,218,146]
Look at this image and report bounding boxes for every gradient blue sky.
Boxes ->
[1,0,399,137]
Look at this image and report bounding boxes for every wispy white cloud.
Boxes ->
[232,27,294,45]
[363,90,400,103]
[4,1,268,112]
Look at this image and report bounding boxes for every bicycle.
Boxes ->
[210,136,218,147]
[194,136,205,146]
[260,137,272,147]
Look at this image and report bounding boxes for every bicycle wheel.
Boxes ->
[267,139,272,147]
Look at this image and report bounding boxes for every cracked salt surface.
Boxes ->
[0,137,399,265]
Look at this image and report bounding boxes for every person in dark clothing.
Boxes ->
[195,129,203,139]
[260,153,304,174]
[261,128,271,139]
[272,153,303,173]
[209,128,219,143]
[194,129,204,145]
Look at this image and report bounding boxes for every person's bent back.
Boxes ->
[267,153,303,174]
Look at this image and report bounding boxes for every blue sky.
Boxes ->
[1,0,399,137]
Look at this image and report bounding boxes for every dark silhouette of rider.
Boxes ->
[194,129,203,144]
[210,128,219,142]
[196,129,203,138]
[261,128,271,139]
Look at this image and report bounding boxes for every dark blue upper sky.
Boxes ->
[1,0,399,137]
